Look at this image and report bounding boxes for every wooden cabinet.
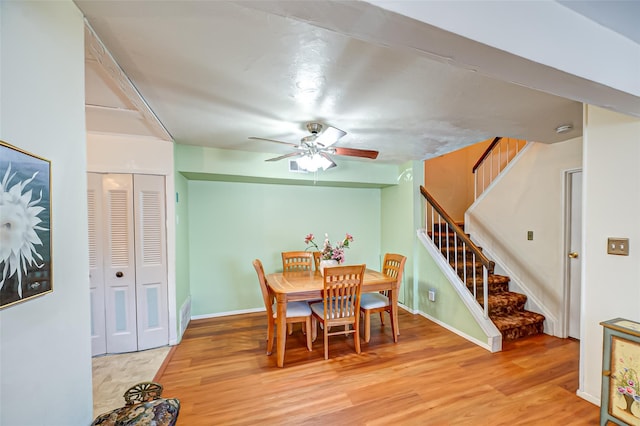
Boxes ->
[600,318,640,426]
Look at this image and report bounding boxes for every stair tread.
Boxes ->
[480,292,527,306]
[491,311,545,330]
[465,273,509,281]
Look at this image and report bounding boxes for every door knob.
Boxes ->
[116,271,124,277]
[568,252,579,259]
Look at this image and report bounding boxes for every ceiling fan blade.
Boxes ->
[333,147,379,159]
[249,136,298,147]
[319,152,337,169]
[265,152,302,162]
[315,125,346,148]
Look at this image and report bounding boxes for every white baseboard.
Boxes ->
[418,310,500,352]
[191,307,265,320]
[576,389,600,406]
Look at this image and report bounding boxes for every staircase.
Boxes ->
[430,223,545,341]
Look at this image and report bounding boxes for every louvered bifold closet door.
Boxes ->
[133,174,169,351]
[103,174,137,354]
[87,173,107,356]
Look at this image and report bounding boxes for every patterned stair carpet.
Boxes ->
[429,226,545,340]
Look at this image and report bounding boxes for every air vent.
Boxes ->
[289,159,308,173]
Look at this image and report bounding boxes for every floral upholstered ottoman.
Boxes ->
[91,382,180,426]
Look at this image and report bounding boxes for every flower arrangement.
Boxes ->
[304,233,353,263]
[614,363,640,403]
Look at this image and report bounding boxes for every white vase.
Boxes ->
[319,259,339,276]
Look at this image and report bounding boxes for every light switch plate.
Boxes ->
[607,238,629,256]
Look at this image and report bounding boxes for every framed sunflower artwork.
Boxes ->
[0,140,52,309]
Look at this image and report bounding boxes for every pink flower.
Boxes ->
[304,232,354,263]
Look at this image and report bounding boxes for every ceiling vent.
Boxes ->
[289,159,308,173]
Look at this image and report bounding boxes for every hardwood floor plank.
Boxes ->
[156,310,599,425]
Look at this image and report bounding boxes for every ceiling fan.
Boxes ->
[249,122,379,172]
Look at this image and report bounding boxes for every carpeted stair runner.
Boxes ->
[429,224,545,341]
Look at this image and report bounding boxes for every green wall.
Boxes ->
[380,161,416,305]
[416,245,486,341]
[187,180,382,315]
[174,144,490,347]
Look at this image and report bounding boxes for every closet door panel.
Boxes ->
[133,174,169,350]
[103,174,137,354]
[87,173,106,356]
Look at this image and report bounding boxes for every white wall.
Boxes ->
[86,133,179,343]
[466,138,583,335]
[0,2,94,424]
[580,105,640,404]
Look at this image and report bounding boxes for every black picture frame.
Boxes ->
[0,140,52,308]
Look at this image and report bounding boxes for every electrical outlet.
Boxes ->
[607,238,629,256]
[428,289,436,302]
[527,231,534,241]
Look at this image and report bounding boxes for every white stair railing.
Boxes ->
[420,186,492,318]
[473,137,528,200]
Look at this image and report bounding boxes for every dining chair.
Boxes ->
[359,253,407,343]
[310,264,366,360]
[281,251,315,334]
[312,251,321,271]
[252,259,313,355]
[281,251,314,272]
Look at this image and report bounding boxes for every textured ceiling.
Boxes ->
[77,1,636,165]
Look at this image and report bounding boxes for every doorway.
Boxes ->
[564,170,582,339]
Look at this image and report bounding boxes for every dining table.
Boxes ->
[265,268,399,367]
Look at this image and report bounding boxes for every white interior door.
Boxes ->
[87,173,106,356]
[133,174,169,350]
[103,174,138,353]
[567,171,582,339]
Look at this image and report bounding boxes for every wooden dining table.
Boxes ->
[265,268,398,367]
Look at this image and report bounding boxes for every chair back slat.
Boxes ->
[322,264,365,321]
[381,253,407,296]
[281,251,314,272]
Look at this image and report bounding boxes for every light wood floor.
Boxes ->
[156,310,599,425]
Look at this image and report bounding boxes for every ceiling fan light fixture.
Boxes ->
[296,153,332,172]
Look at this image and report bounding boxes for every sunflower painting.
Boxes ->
[0,141,51,308]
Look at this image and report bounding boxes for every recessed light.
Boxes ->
[555,124,573,134]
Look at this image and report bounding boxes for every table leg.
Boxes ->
[276,294,287,367]
[390,288,399,343]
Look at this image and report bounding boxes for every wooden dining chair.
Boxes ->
[310,264,366,360]
[281,251,315,334]
[312,251,321,271]
[252,259,313,355]
[281,251,314,272]
[359,253,406,343]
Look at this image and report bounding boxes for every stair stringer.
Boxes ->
[461,227,558,336]
[417,230,502,352]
